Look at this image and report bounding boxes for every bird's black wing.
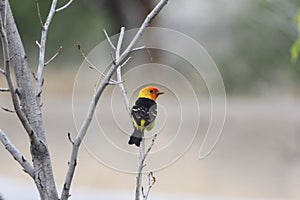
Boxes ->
[131,98,157,127]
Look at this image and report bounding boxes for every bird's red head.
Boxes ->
[138,86,164,101]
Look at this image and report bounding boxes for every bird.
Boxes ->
[128,86,164,147]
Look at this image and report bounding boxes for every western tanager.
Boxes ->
[128,86,164,147]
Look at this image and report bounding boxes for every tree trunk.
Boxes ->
[0,1,58,199]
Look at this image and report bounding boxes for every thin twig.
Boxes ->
[131,46,146,52]
[45,46,62,66]
[67,132,74,145]
[35,0,59,104]
[103,29,116,50]
[143,172,156,200]
[77,43,118,83]
[0,129,35,178]
[56,0,74,12]
[120,56,131,68]
[108,80,125,85]
[78,43,120,85]
[35,40,41,48]
[115,27,131,115]
[77,43,106,77]
[87,65,106,76]
[131,46,153,61]
[116,27,125,58]
[61,1,168,199]
[144,134,157,160]
[0,68,5,75]
[1,107,15,113]
[35,0,44,27]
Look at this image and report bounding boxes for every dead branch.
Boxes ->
[0,1,60,198]
[120,56,131,68]
[61,1,168,199]
[56,0,74,13]
[45,46,62,66]
[143,172,156,200]
[77,43,107,77]
[131,46,153,61]
[35,0,43,27]
[1,107,15,113]
[103,29,116,50]
[0,129,34,178]
[35,40,41,48]
[67,132,74,145]
[135,134,158,200]
[115,27,131,115]
[78,43,120,85]
[35,0,71,103]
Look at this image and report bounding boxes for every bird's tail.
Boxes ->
[128,129,143,147]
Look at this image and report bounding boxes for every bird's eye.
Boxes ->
[149,90,154,93]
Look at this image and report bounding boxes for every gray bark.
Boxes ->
[0,1,58,199]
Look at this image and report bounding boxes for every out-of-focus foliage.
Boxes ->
[7,0,153,69]
[158,0,300,94]
[218,0,300,94]
[291,8,300,63]
[9,0,114,67]
[4,0,300,95]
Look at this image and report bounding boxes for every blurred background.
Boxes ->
[1,0,300,199]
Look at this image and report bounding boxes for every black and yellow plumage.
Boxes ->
[128,86,163,147]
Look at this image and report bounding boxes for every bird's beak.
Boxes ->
[157,91,164,96]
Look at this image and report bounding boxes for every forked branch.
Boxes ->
[61,0,168,199]
[35,0,73,103]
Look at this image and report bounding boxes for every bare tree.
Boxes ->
[0,0,168,199]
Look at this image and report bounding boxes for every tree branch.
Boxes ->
[35,0,70,103]
[56,0,74,13]
[35,0,58,103]
[115,27,131,115]
[135,134,157,200]
[0,1,59,199]
[35,0,43,27]
[122,0,168,59]
[143,172,156,200]
[1,107,15,113]
[77,43,107,77]
[44,46,62,66]
[103,29,116,50]
[0,129,35,178]
[77,43,119,84]
[61,1,168,199]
